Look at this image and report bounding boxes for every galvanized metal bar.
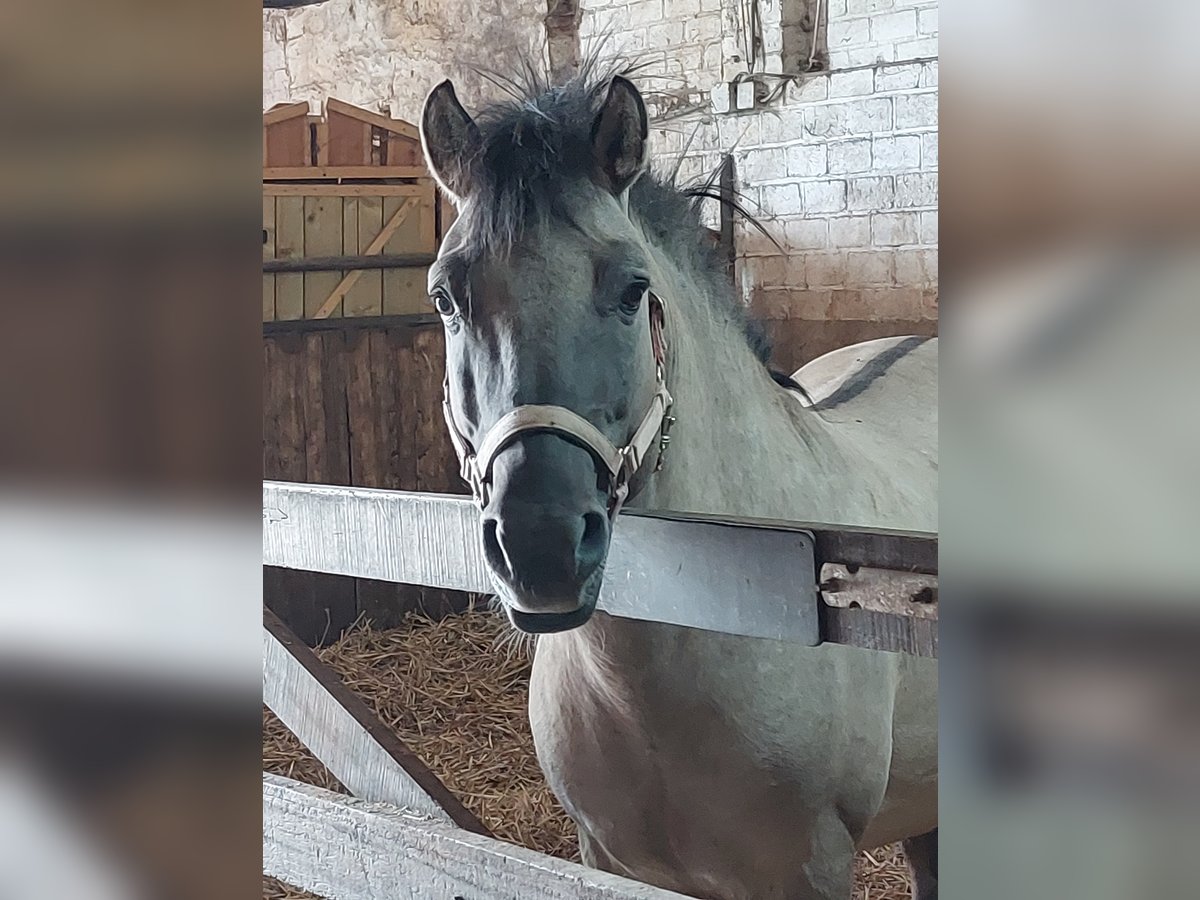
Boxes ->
[263,482,820,644]
[262,481,937,649]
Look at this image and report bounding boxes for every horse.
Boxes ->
[418,68,938,900]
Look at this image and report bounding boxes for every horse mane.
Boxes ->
[461,58,790,375]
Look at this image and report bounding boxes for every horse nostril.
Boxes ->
[577,511,609,574]
[481,517,510,581]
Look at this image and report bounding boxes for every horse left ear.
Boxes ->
[591,76,649,196]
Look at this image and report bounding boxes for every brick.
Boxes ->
[740,147,787,182]
[846,250,894,285]
[875,63,921,92]
[846,45,897,66]
[920,211,938,244]
[920,60,938,87]
[749,288,796,320]
[787,289,836,319]
[647,20,684,46]
[872,211,921,246]
[849,175,897,212]
[918,8,939,35]
[921,132,938,168]
[629,0,664,25]
[894,92,938,129]
[699,0,722,10]
[805,98,892,138]
[895,172,937,208]
[872,135,921,170]
[847,0,895,13]
[895,249,938,285]
[828,139,873,174]
[848,176,895,211]
[897,37,939,59]
[664,0,695,18]
[829,69,875,98]
[829,17,871,50]
[829,216,872,248]
[802,179,848,213]
[784,218,828,250]
[871,10,918,43]
[786,143,828,177]
[805,251,847,288]
[720,116,758,148]
[758,108,807,144]
[683,14,722,43]
[760,183,800,218]
[858,287,925,319]
[791,76,829,104]
[826,0,848,16]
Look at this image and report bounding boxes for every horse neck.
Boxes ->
[631,252,854,523]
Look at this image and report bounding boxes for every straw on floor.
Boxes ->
[263,609,913,899]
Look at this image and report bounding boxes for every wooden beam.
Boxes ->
[263,610,489,834]
[264,774,690,900]
[313,199,416,319]
[262,252,436,274]
[263,183,427,197]
[263,313,440,335]
[326,97,420,141]
[263,165,429,182]
[820,603,938,658]
[263,102,310,126]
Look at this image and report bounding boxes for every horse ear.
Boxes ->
[590,76,649,196]
[421,80,480,203]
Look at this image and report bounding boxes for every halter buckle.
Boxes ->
[655,413,676,473]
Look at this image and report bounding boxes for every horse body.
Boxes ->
[419,69,937,899]
[529,251,938,900]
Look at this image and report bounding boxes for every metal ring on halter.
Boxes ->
[442,291,674,517]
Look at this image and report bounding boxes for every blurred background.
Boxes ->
[0,0,1197,897]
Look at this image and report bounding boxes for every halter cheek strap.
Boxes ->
[442,291,675,517]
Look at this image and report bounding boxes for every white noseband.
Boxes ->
[442,291,675,517]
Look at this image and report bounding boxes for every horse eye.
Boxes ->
[619,281,648,314]
[431,290,456,317]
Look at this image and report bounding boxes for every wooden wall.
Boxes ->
[263,319,470,644]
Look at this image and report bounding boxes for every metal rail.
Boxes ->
[263,481,937,654]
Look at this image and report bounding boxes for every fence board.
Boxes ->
[274,197,305,320]
[264,774,690,900]
[263,610,488,832]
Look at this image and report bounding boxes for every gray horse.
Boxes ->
[420,69,938,900]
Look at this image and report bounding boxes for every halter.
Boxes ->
[442,291,675,518]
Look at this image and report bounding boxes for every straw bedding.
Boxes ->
[263,610,913,899]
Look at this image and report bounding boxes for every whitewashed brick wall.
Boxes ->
[263,0,545,125]
[582,0,938,365]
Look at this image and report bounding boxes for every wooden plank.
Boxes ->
[318,329,351,486]
[264,116,310,168]
[382,193,430,315]
[313,121,330,166]
[303,195,343,318]
[328,107,371,167]
[263,101,310,126]
[262,196,276,321]
[264,253,436,274]
[313,199,416,319]
[273,196,305,320]
[263,165,428,181]
[356,327,423,625]
[346,196,383,316]
[264,183,429,197]
[325,97,420,140]
[386,133,422,167]
[264,774,690,900]
[344,329,380,488]
[820,603,938,658]
[263,610,488,831]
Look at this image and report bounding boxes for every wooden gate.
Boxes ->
[262,98,452,323]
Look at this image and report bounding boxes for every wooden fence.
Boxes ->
[262,318,467,642]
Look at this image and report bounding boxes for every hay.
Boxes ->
[263,610,913,899]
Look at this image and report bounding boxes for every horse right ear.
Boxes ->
[591,76,649,197]
[421,80,480,204]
